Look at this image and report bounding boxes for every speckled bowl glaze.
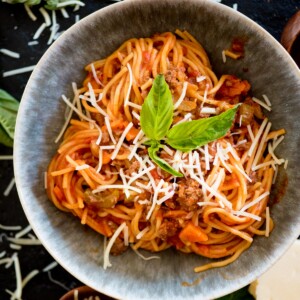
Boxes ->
[14,0,300,299]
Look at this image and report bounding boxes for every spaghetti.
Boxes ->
[46,30,286,272]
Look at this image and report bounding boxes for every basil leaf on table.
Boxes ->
[140,74,173,141]
[45,0,60,9]
[0,126,14,147]
[148,142,183,177]
[0,89,20,147]
[4,0,41,5]
[166,105,239,152]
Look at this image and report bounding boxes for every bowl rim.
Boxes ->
[13,0,300,299]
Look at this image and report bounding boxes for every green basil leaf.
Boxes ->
[0,89,19,112]
[0,89,19,144]
[0,125,14,147]
[148,144,183,177]
[140,74,173,141]
[166,105,239,152]
[4,0,40,4]
[44,0,59,9]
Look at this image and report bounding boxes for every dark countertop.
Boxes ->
[0,0,299,299]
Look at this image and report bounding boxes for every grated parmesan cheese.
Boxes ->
[47,271,69,291]
[91,64,103,87]
[262,94,271,107]
[0,155,13,160]
[131,246,160,261]
[6,237,42,245]
[75,164,90,170]
[231,210,261,221]
[3,177,15,197]
[146,179,165,220]
[174,82,188,109]
[28,41,39,46]
[12,253,22,299]
[60,8,69,18]
[241,191,270,212]
[252,97,271,111]
[62,95,95,123]
[200,107,217,115]
[252,122,272,170]
[22,269,39,289]
[175,112,192,125]
[104,117,117,144]
[272,135,285,151]
[248,118,268,157]
[74,289,79,300]
[93,184,142,194]
[124,63,133,107]
[127,102,142,110]
[268,143,282,165]
[15,225,32,239]
[0,224,21,231]
[222,50,226,63]
[47,10,58,45]
[123,225,129,246]
[0,48,20,59]
[103,222,126,269]
[196,75,206,82]
[9,244,22,250]
[265,207,270,237]
[56,0,85,8]
[132,110,140,121]
[204,144,210,171]
[39,7,51,26]
[3,65,36,77]
[24,3,37,21]
[111,122,133,160]
[33,22,47,40]
[247,125,255,142]
[88,83,108,117]
[136,226,149,239]
[42,261,58,272]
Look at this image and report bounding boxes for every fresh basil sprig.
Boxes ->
[148,141,183,177]
[140,75,182,177]
[0,89,20,147]
[140,75,239,177]
[166,105,239,152]
[140,74,173,140]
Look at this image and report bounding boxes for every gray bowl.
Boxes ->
[14,0,300,299]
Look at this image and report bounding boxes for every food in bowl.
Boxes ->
[46,30,286,273]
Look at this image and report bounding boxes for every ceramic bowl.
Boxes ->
[14,0,300,299]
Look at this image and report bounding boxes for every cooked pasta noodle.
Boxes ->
[47,30,286,272]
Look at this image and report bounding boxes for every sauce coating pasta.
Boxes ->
[46,30,286,272]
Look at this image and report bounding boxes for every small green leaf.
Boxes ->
[0,89,19,147]
[148,144,183,177]
[4,0,40,5]
[0,89,19,112]
[44,0,59,9]
[166,105,239,152]
[0,125,14,147]
[140,74,173,141]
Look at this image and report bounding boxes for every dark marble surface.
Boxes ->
[0,1,299,299]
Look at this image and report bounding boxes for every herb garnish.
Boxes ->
[140,75,238,177]
[0,89,20,147]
